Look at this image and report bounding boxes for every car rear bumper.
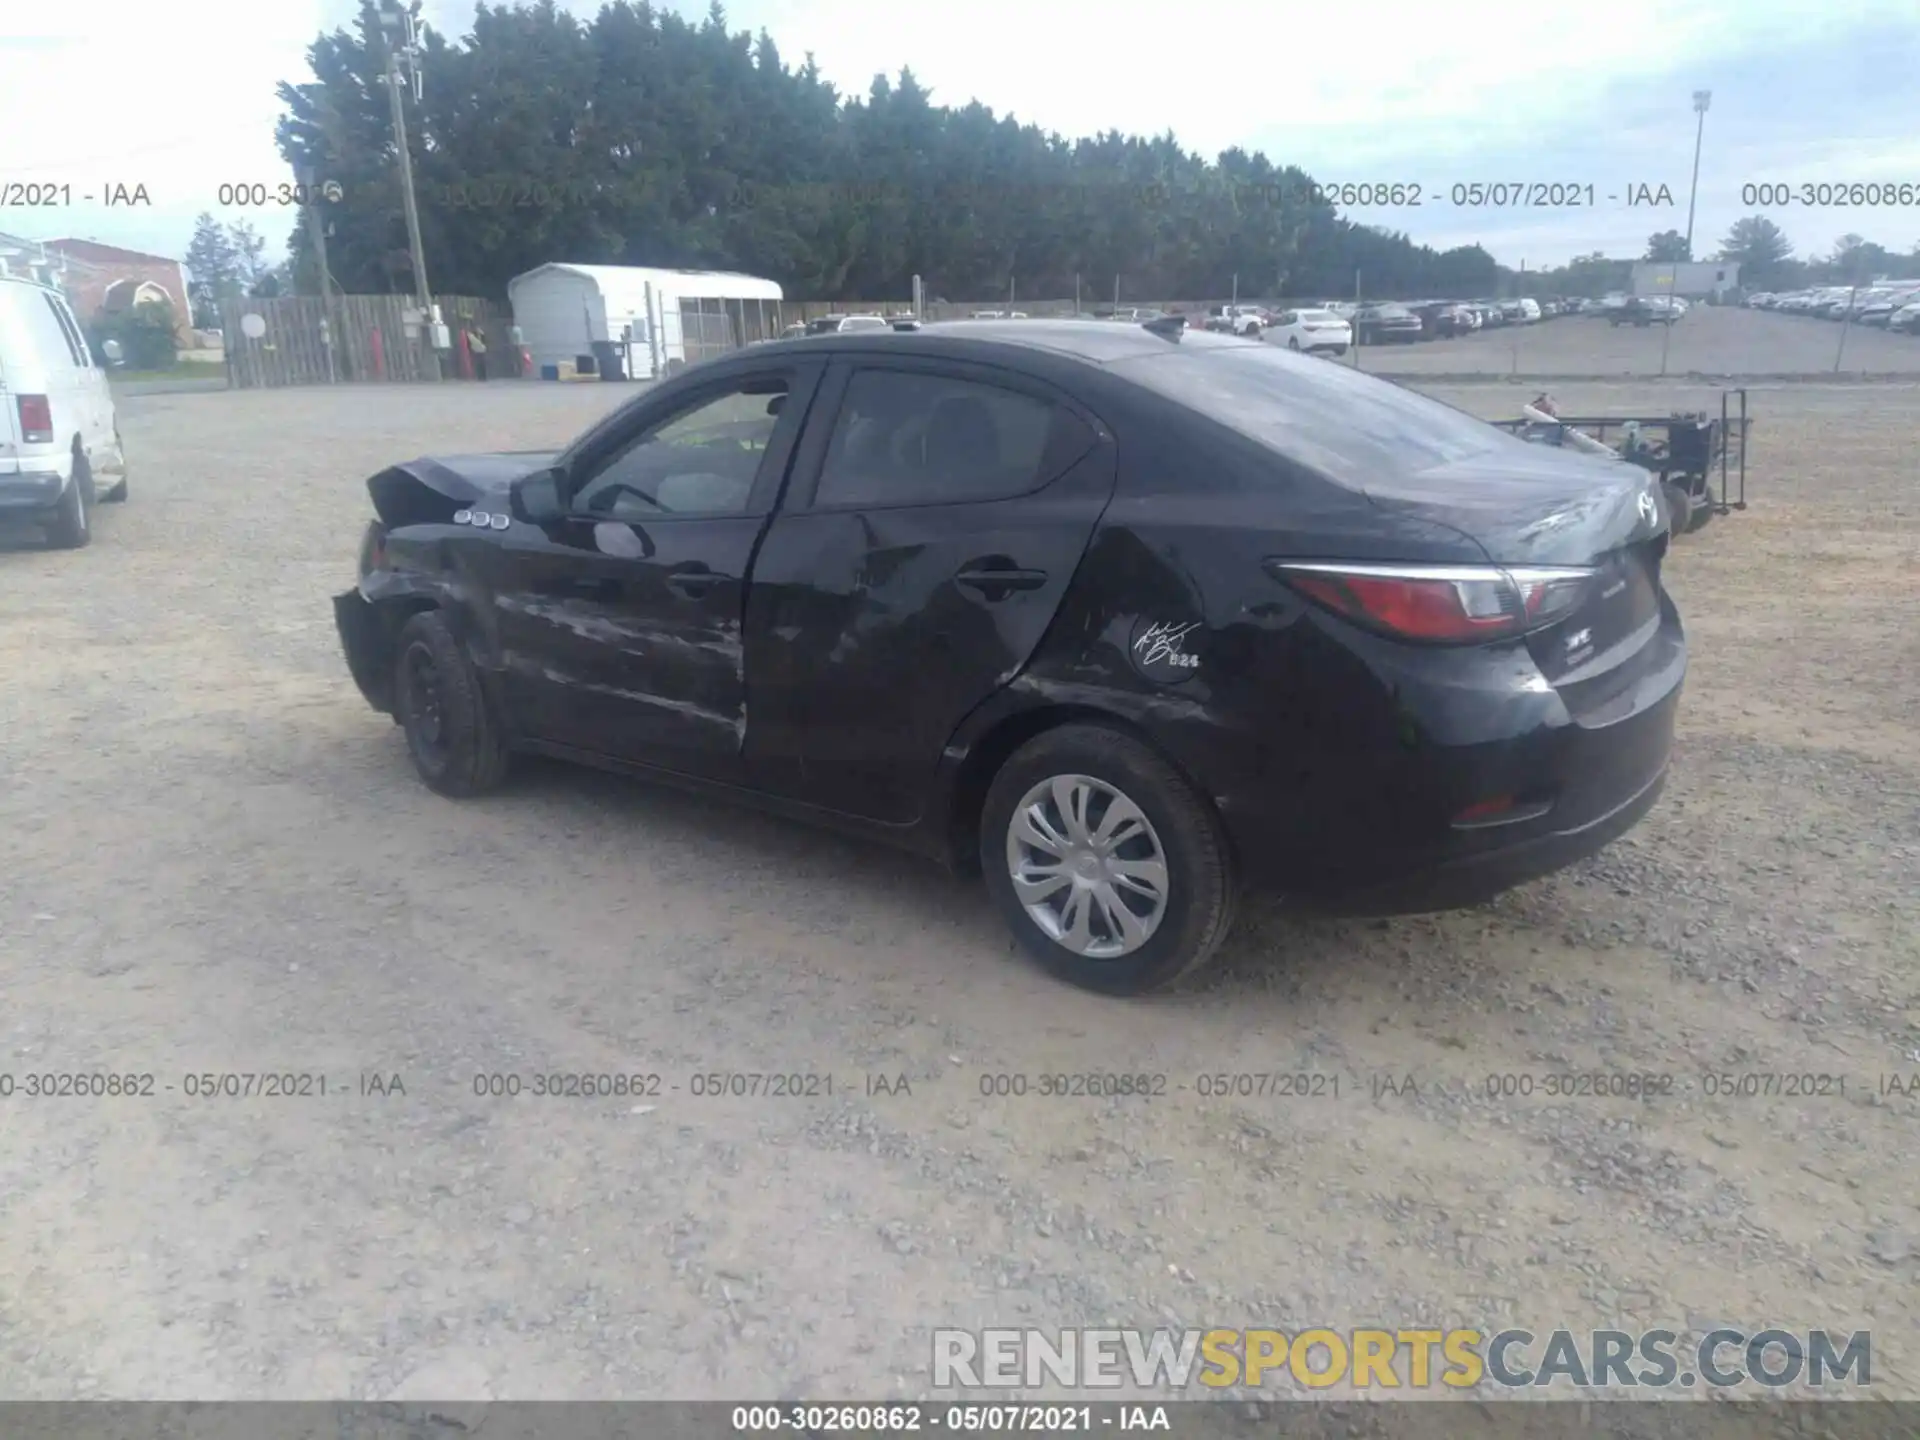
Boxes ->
[1308,760,1669,916]
[0,469,69,514]
[1203,595,1685,911]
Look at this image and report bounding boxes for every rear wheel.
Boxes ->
[980,725,1237,996]
[1287,337,1301,350]
[46,454,92,549]
[392,610,511,797]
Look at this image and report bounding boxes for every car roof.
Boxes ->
[744,317,1255,366]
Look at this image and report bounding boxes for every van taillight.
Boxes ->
[17,394,52,443]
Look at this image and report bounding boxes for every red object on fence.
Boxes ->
[457,329,474,380]
[371,327,386,380]
[519,346,532,376]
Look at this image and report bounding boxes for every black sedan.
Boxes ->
[1353,303,1425,344]
[334,319,1685,995]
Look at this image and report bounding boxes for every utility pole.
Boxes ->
[380,3,439,378]
[1684,90,1711,261]
[297,163,339,383]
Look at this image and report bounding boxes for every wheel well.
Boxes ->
[944,704,1214,874]
[360,596,441,711]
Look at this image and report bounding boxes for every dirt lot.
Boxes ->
[1359,304,1920,378]
[1,377,1916,1403]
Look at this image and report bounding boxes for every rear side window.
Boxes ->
[52,297,93,366]
[14,288,84,370]
[813,369,1078,508]
[1112,346,1512,477]
[41,293,88,367]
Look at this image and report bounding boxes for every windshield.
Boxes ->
[1113,344,1516,477]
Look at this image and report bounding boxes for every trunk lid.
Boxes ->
[1361,443,1671,716]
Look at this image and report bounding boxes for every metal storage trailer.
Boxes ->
[505,263,784,379]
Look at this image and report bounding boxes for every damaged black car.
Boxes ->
[335,319,1685,995]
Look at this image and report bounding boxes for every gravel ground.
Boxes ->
[1352,305,1920,378]
[0,377,1915,1403]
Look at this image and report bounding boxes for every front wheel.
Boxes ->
[392,610,512,797]
[980,725,1237,995]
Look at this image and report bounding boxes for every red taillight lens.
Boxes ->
[17,394,52,443]
[1269,562,1594,645]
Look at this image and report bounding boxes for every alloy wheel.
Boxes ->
[1005,774,1170,958]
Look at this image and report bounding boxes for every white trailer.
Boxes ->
[505,263,784,379]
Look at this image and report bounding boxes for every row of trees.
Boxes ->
[251,1,1920,308]
[267,0,1505,303]
[184,217,292,328]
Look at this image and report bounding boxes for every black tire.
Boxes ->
[1287,337,1301,350]
[46,453,92,549]
[1684,498,1715,534]
[392,610,511,797]
[979,724,1238,996]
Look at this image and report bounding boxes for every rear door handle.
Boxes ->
[666,565,726,598]
[955,567,1048,600]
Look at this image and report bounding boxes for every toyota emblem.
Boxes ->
[1637,491,1659,527]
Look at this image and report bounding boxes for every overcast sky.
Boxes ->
[3,0,1916,271]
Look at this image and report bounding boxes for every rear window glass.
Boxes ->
[1112,346,1514,476]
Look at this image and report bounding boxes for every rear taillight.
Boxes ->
[1268,561,1595,644]
[17,394,52,444]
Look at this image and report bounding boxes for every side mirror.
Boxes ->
[510,467,566,524]
[100,339,124,365]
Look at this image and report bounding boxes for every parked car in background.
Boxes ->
[1206,304,1267,337]
[1353,302,1424,344]
[1599,293,1630,314]
[1890,301,1920,334]
[1266,307,1353,354]
[1612,296,1681,327]
[1475,302,1506,329]
[332,318,1685,996]
[1412,302,1473,338]
[806,314,894,334]
[1498,300,1528,325]
[0,274,129,549]
[1746,293,1776,308]
[1856,289,1920,326]
[1515,298,1542,323]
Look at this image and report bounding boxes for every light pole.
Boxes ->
[1684,89,1711,261]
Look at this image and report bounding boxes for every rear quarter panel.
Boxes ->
[1006,398,1490,880]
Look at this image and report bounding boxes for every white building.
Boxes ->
[506,263,783,379]
[1631,260,1741,300]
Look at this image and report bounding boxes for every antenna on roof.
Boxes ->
[1141,313,1186,340]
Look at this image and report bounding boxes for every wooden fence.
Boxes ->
[220,294,514,388]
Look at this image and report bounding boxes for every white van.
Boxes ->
[0,275,128,548]
[1516,297,1542,322]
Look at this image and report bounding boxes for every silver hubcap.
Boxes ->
[1006,774,1169,958]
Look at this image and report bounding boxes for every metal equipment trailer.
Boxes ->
[1492,389,1751,541]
